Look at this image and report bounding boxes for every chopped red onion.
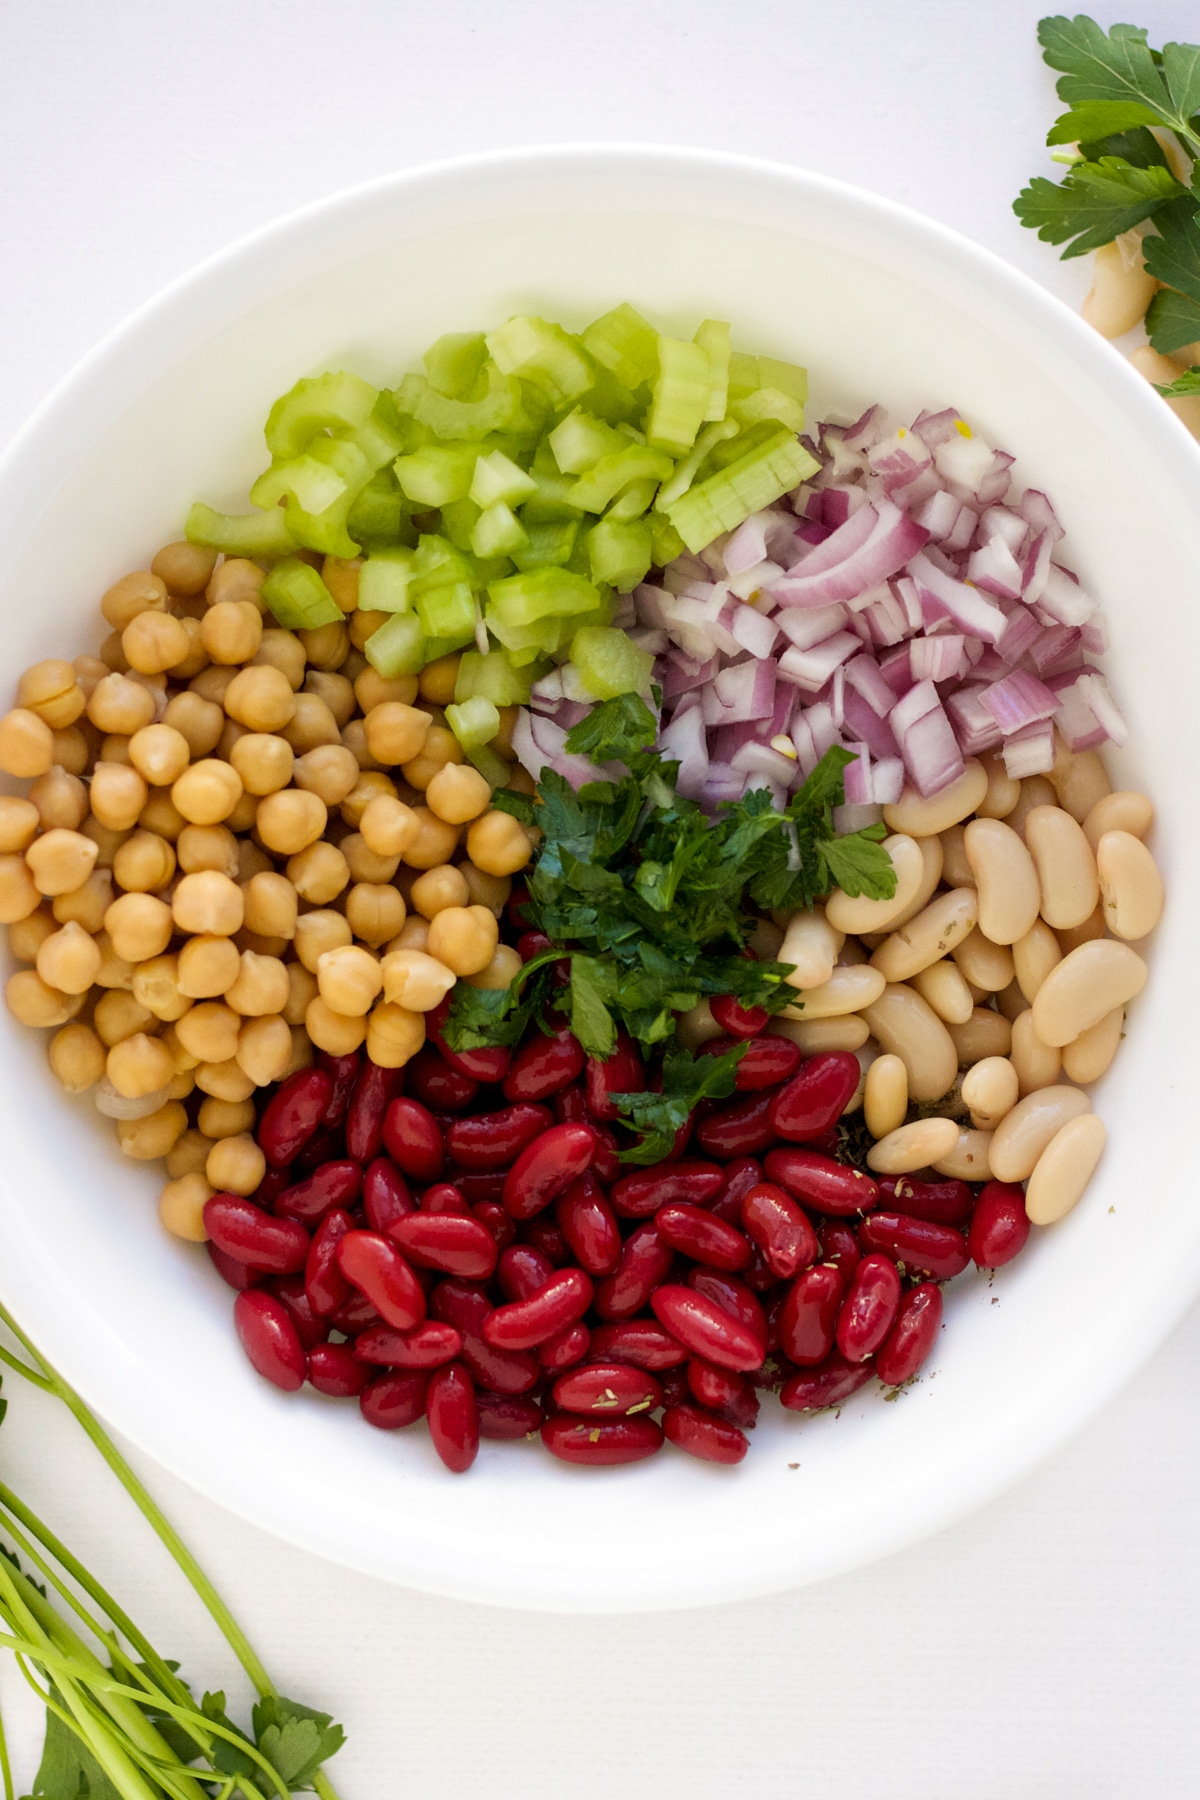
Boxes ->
[1051,675,1108,752]
[967,535,1024,599]
[778,631,860,691]
[910,633,966,682]
[771,499,929,609]
[979,668,1060,736]
[872,757,906,804]
[915,487,963,540]
[659,703,710,800]
[1001,720,1056,778]
[1075,672,1128,747]
[1038,564,1096,627]
[1019,488,1064,543]
[908,550,1006,642]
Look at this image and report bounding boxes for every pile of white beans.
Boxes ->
[680,744,1161,1228]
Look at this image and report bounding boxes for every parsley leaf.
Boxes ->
[1141,195,1200,303]
[1037,17,1184,142]
[1013,155,1183,257]
[252,1695,346,1793]
[819,823,893,897]
[442,958,553,1049]
[1155,364,1200,396]
[1145,284,1200,355]
[610,1044,747,1164]
[568,955,617,1058]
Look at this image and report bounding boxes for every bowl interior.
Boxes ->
[1,148,1197,1612]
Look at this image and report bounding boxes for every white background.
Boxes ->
[0,2,1196,1794]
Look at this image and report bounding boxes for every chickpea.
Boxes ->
[91,763,148,834]
[165,1067,196,1101]
[465,943,523,991]
[172,758,242,827]
[177,934,241,999]
[9,906,56,961]
[225,950,290,1017]
[305,995,366,1054]
[28,768,88,833]
[174,1000,241,1064]
[410,864,470,919]
[26,829,99,898]
[401,725,463,792]
[36,921,101,994]
[163,691,224,759]
[103,891,173,963]
[459,861,511,917]
[292,743,360,807]
[255,788,327,855]
[158,1172,212,1241]
[100,630,130,673]
[176,823,238,878]
[381,947,456,1011]
[282,961,318,1025]
[355,669,417,714]
[229,732,293,797]
[53,868,113,933]
[91,932,135,991]
[415,654,459,707]
[242,871,298,942]
[338,720,380,772]
[49,726,89,777]
[223,664,297,734]
[316,944,383,1017]
[402,806,462,871]
[100,735,133,766]
[358,795,419,860]
[49,1021,107,1091]
[122,610,190,676]
[118,1100,188,1161]
[80,815,131,869]
[94,989,155,1046]
[6,969,84,1027]
[425,904,499,977]
[173,869,244,937]
[389,915,429,954]
[87,674,156,737]
[342,882,403,948]
[196,1097,254,1140]
[216,716,247,764]
[194,1057,256,1101]
[364,702,430,767]
[205,1131,266,1196]
[0,708,54,778]
[106,1032,173,1099]
[206,556,265,610]
[278,692,337,756]
[298,620,349,671]
[71,655,108,700]
[18,660,86,729]
[287,840,349,905]
[236,839,272,882]
[425,763,491,826]
[305,670,355,727]
[465,808,533,877]
[236,1012,293,1085]
[100,570,167,630]
[159,1020,198,1072]
[253,629,306,690]
[366,1000,425,1069]
[136,795,184,850]
[0,797,39,853]
[151,540,217,596]
[348,608,386,651]
[290,915,350,980]
[336,831,396,885]
[321,555,361,612]
[338,772,394,831]
[112,830,176,894]
[0,855,43,923]
[201,598,263,665]
[165,1129,213,1178]
[132,954,190,1022]
[168,614,210,681]
[127,724,190,789]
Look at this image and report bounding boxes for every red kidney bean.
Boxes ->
[694,1092,776,1158]
[594,1222,674,1321]
[430,1280,541,1395]
[779,1264,844,1366]
[553,1361,662,1416]
[234,1291,306,1392]
[835,1253,902,1363]
[472,1200,517,1250]
[273,1159,362,1226]
[686,1356,744,1412]
[541,1414,663,1465]
[269,1274,327,1350]
[477,1393,544,1439]
[483,1269,593,1351]
[708,1157,764,1226]
[520,1215,573,1266]
[538,1322,590,1371]
[718,1380,761,1433]
[294,1126,342,1174]
[503,1027,586,1102]
[258,1067,333,1168]
[857,1211,970,1281]
[589,1320,687,1370]
[739,1181,819,1280]
[381,1097,444,1183]
[686,1270,768,1348]
[748,1351,790,1392]
[445,1104,551,1171]
[426,1361,479,1473]
[765,1289,787,1353]
[502,1121,596,1220]
[386,1213,498,1280]
[556,1175,621,1276]
[699,1033,803,1089]
[316,1050,361,1129]
[452,1170,506,1206]
[336,1231,426,1329]
[343,1059,399,1163]
[663,1402,749,1464]
[767,1052,860,1141]
[584,1032,644,1122]
[498,1243,555,1301]
[356,1319,463,1368]
[406,1044,479,1113]
[204,1196,310,1274]
[650,1285,765,1372]
[709,993,768,1038]
[655,1203,751,1271]
[426,995,512,1083]
[968,1181,1032,1270]
[779,1353,874,1412]
[764,1147,879,1217]
[515,927,550,961]
[420,1182,470,1216]
[609,1160,724,1218]
[553,1084,587,1123]
[816,1218,862,1280]
[360,1369,428,1430]
[875,1282,943,1386]
[207,1243,261,1291]
[362,1158,415,1233]
[252,1166,292,1211]
[878,1175,973,1226]
[589,1124,622,1186]
[307,1341,369,1398]
[659,1366,691,1408]
[329,1290,386,1335]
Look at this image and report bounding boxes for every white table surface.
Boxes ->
[0,2,1197,1793]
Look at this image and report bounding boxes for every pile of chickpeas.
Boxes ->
[0,545,537,1245]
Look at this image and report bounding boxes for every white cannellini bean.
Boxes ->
[1031,939,1147,1046]
[824,834,926,934]
[781,963,885,1021]
[1012,918,1062,1003]
[1128,344,1200,440]
[1006,775,1060,841]
[1048,745,1112,824]
[989,1085,1092,1183]
[863,1052,908,1139]
[870,888,979,983]
[1095,830,1164,941]
[964,818,1041,945]
[767,1014,870,1053]
[1061,1005,1124,1085]
[675,1000,723,1050]
[1080,239,1157,338]
[883,835,945,929]
[931,1127,994,1181]
[910,958,975,1025]
[1010,1008,1062,1096]
[939,823,974,887]
[1082,790,1153,850]
[883,760,988,837]
[961,1055,1019,1129]
[861,984,959,1103]
[975,750,1021,820]
[1023,805,1099,931]
[950,927,1015,993]
[779,908,844,990]
[1024,1113,1107,1225]
[866,1116,960,1174]
[947,1007,1012,1066]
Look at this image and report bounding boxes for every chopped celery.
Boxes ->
[706,419,782,469]
[439,496,483,553]
[645,337,710,455]
[606,476,659,521]
[347,392,410,470]
[264,371,379,458]
[575,364,643,425]
[260,557,344,629]
[358,547,416,612]
[415,580,476,641]
[694,319,731,422]
[423,631,477,661]
[648,512,686,567]
[571,625,656,700]
[727,352,761,400]
[394,444,478,506]
[252,437,375,559]
[565,444,674,513]
[655,419,741,511]
[185,502,296,558]
[424,332,488,398]
[469,449,537,509]
[586,517,653,593]
[446,695,501,749]
[665,428,819,551]
[466,742,514,788]
[511,517,579,570]
[346,470,413,549]
[398,367,533,442]
[364,609,427,677]
[485,608,570,664]
[250,453,349,516]
[455,649,534,706]
[486,316,594,407]
[471,501,528,559]
[582,303,658,390]
[731,387,806,433]
[757,356,808,404]
[522,464,586,523]
[487,567,600,629]
[547,409,626,475]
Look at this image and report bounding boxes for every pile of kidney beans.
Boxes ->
[202,968,1033,1473]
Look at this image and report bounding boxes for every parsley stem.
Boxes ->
[0,1693,13,1800]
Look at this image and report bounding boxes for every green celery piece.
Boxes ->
[522,463,587,522]
[412,533,473,587]
[346,470,413,549]
[394,444,478,506]
[358,547,416,612]
[283,494,360,559]
[423,630,478,660]
[261,557,344,629]
[575,363,643,425]
[731,386,807,433]
[648,512,686,567]
[582,303,659,389]
[424,332,488,397]
[486,316,595,407]
[694,319,731,422]
[727,351,761,400]
[655,419,740,511]
[485,606,571,663]
[256,437,375,559]
[666,428,819,552]
[250,453,348,515]
[467,741,514,787]
[562,589,616,638]
[347,392,410,471]
[470,448,537,509]
[547,408,627,474]
[364,609,427,677]
[264,370,379,458]
[646,336,711,455]
[708,419,784,469]
[455,649,534,706]
[471,501,528,559]
[606,476,659,521]
[415,580,476,641]
[439,496,482,552]
[511,517,579,570]
[185,502,296,558]
[757,356,808,404]
[399,367,532,441]
[487,566,601,629]
[446,695,501,749]
[586,517,653,592]
[570,625,655,700]
[565,444,674,513]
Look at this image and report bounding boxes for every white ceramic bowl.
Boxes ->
[1,146,1197,1614]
